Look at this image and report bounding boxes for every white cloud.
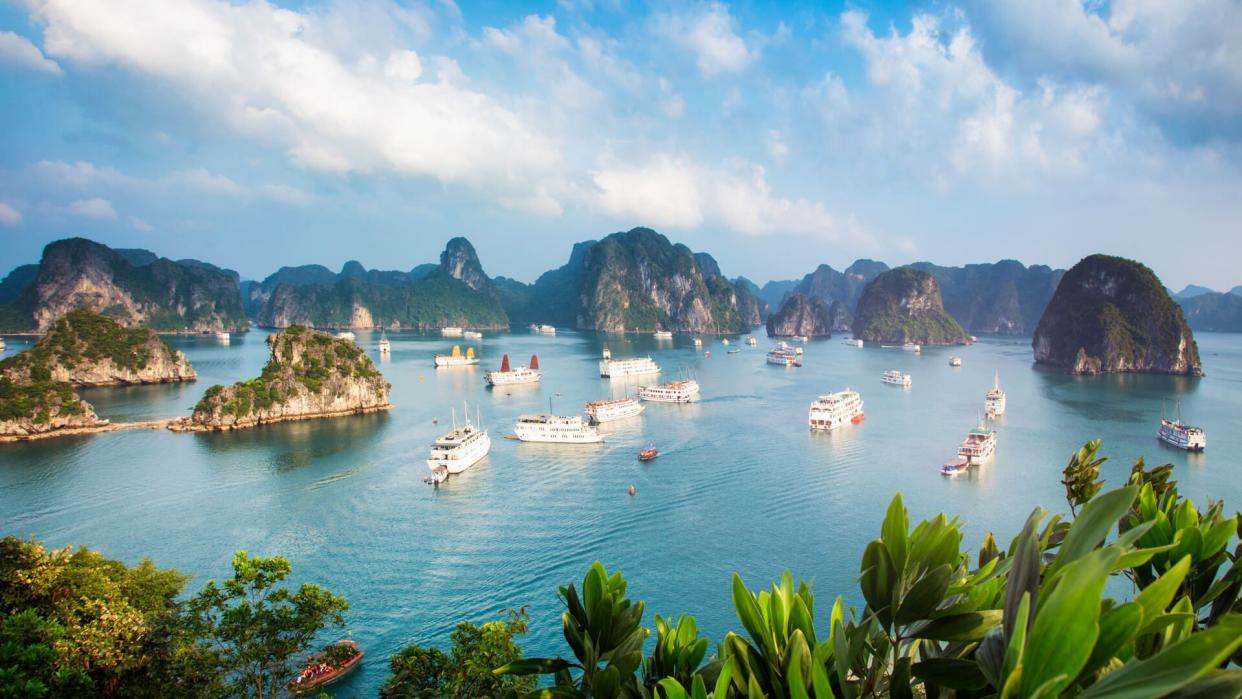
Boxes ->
[68,197,117,220]
[129,215,154,232]
[0,30,62,74]
[656,2,757,76]
[32,0,560,199]
[591,155,704,229]
[30,160,310,204]
[766,130,790,164]
[0,202,22,226]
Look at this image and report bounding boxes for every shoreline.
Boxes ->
[168,403,394,432]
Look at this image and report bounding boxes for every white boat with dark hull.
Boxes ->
[767,342,801,367]
[882,370,911,387]
[434,345,478,367]
[985,372,1006,418]
[485,354,541,386]
[693,337,703,347]
[902,342,921,353]
[746,336,758,347]
[585,397,645,424]
[958,421,997,465]
[514,413,603,443]
[940,456,970,477]
[1158,402,1206,452]
[653,330,673,340]
[844,338,863,348]
[215,331,231,344]
[638,379,700,403]
[426,407,491,475]
[441,326,463,337]
[378,332,391,354]
[463,330,483,341]
[949,356,961,367]
[530,324,556,335]
[808,390,865,431]
[598,348,661,379]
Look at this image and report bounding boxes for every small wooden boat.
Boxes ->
[289,640,363,693]
[638,448,659,462]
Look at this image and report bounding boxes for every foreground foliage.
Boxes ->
[381,607,536,698]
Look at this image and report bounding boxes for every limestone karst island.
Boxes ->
[2,1,1240,698]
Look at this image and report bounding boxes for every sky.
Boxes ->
[0,0,1240,290]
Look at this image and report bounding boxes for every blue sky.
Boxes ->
[1,0,1240,290]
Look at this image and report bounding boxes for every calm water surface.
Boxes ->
[2,331,1239,696]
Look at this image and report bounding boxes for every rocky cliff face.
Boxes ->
[852,268,971,344]
[766,294,836,337]
[785,260,889,331]
[1033,255,1202,375]
[909,261,1063,335]
[179,326,391,431]
[500,228,760,333]
[1178,292,1242,333]
[0,238,247,333]
[250,239,508,329]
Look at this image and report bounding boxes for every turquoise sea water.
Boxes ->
[1,330,1239,696]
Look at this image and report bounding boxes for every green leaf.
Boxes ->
[1020,549,1116,698]
[495,658,573,676]
[906,610,1003,642]
[1078,616,1242,699]
[1134,555,1192,634]
[1004,592,1031,681]
[657,678,689,699]
[911,657,989,690]
[1005,511,1043,643]
[1161,670,1242,699]
[731,575,770,658]
[811,661,835,699]
[1051,486,1137,574]
[891,657,915,699]
[882,493,910,575]
[860,540,897,629]
[895,563,953,626]
[1080,602,1141,682]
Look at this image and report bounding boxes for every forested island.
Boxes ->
[851,268,972,345]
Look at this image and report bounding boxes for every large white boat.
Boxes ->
[485,353,541,386]
[882,370,911,387]
[1158,402,1206,451]
[426,408,491,475]
[746,336,757,346]
[767,342,801,367]
[441,326,463,337]
[653,330,673,340]
[949,356,961,367]
[215,331,231,344]
[958,421,997,464]
[902,342,921,353]
[335,330,356,341]
[434,345,478,367]
[844,338,863,348]
[808,390,865,431]
[463,330,483,340]
[585,397,645,424]
[514,413,603,443]
[529,324,556,335]
[985,372,1006,418]
[378,332,391,354]
[599,348,660,379]
[693,337,703,347]
[638,379,700,403]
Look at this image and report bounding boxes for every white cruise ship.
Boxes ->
[434,345,478,367]
[746,336,758,346]
[844,338,863,348]
[949,356,961,367]
[378,332,391,354]
[335,330,356,341]
[598,348,660,379]
[530,324,556,335]
[463,330,483,340]
[485,353,541,386]
[215,331,231,343]
[441,326,463,337]
[882,370,911,387]
[585,397,645,424]
[638,379,700,403]
[985,371,1006,418]
[693,337,703,347]
[426,409,491,475]
[902,342,921,353]
[1158,402,1206,451]
[767,342,801,367]
[653,330,673,340]
[808,390,864,431]
[514,414,603,443]
[958,422,997,464]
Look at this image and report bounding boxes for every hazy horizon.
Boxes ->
[2,0,1240,290]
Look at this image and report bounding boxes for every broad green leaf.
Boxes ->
[911,657,988,690]
[976,628,1005,688]
[1051,487,1137,574]
[811,662,835,699]
[657,678,689,699]
[906,610,1003,642]
[860,540,897,629]
[1162,670,1242,699]
[882,493,910,575]
[1080,602,1141,682]
[495,657,573,675]
[895,564,953,626]
[1019,549,1116,698]
[787,646,809,699]
[1134,555,1191,634]
[1078,616,1242,699]
[731,575,771,657]
[1004,592,1031,680]
[1201,516,1238,557]
[1005,511,1042,643]
[891,657,915,699]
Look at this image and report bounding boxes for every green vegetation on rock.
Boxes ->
[852,267,971,344]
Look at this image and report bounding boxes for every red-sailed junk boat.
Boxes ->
[289,640,363,694]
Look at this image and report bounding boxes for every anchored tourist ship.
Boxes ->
[844,338,863,348]
[902,342,921,353]
[808,390,865,431]
[441,326,463,337]
[378,332,390,354]
[514,413,603,443]
[598,347,661,379]
[653,330,673,340]
[958,421,997,464]
[882,370,912,387]
[949,356,961,367]
[463,330,483,340]
[585,397,645,424]
[638,379,701,403]
[434,345,478,367]
[215,331,231,344]
[426,406,491,477]
[940,457,970,477]
[1158,402,1206,452]
[529,324,556,335]
[335,330,356,341]
[766,342,802,367]
[746,336,758,346]
[985,371,1006,418]
[485,353,541,386]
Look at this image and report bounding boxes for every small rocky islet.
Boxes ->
[851,268,972,345]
